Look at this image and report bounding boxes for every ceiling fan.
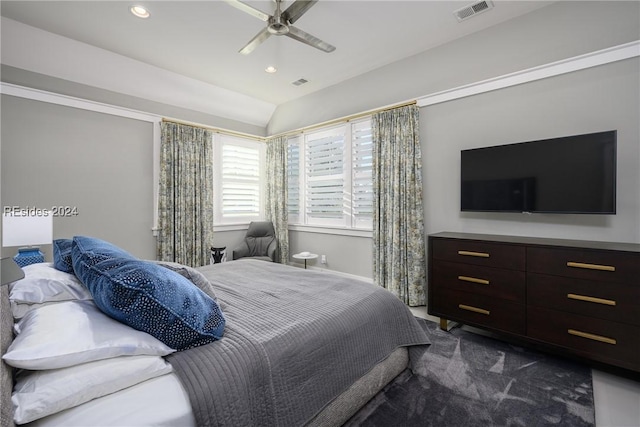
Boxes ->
[225,0,336,55]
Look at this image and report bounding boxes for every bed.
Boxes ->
[1,237,430,427]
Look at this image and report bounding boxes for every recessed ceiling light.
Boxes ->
[265,66,277,74]
[130,5,150,18]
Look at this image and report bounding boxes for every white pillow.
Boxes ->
[2,300,175,369]
[9,263,92,304]
[12,355,173,424]
[10,300,57,320]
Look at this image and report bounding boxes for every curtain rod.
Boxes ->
[269,100,417,139]
[162,99,416,142]
[160,118,267,142]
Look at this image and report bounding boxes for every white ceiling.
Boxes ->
[1,0,555,125]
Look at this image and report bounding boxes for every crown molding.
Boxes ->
[417,40,640,107]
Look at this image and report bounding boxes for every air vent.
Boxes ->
[454,0,494,22]
[292,78,308,86]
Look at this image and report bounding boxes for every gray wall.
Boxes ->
[210,229,246,261]
[287,57,640,279]
[268,1,640,280]
[1,94,156,260]
[422,57,640,243]
[288,231,373,277]
[210,229,374,277]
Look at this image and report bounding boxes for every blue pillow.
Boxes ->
[73,257,225,351]
[71,236,135,273]
[52,239,74,273]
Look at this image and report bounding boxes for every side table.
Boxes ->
[292,252,318,269]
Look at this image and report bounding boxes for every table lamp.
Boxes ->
[2,211,53,267]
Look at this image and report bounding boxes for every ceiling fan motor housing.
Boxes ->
[268,16,290,35]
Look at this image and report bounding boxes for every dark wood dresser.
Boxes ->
[428,232,640,373]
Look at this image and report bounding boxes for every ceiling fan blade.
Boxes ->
[282,0,318,24]
[239,27,272,55]
[286,25,335,53]
[224,0,270,22]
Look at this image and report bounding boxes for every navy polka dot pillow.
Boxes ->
[52,239,74,273]
[71,236,136,272]
[74,257,225,351]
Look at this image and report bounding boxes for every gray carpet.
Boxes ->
[345,318,595,427]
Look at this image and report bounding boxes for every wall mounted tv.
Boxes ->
[460,130,616,214]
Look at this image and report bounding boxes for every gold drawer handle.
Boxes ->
[458,275,490,285]
[568,329,617,345]
[567,262,615,272]
[458,250,489,258]
[458,304,490,315]
[567,293,616,306]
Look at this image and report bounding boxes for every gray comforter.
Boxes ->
[166,260,429,427]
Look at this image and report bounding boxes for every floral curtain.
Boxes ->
[265,135,289,264]
[372,104,426,306]
[157,121,214,267]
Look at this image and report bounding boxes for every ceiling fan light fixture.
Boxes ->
[130,5,150,19]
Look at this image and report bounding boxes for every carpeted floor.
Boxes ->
[345,318,595,427]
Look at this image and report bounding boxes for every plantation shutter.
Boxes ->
[305,127,346,226]
[221,142,260,219]
[352,119,373,228]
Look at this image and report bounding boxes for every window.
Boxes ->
[214,134,264,225]
[288,117,373,230]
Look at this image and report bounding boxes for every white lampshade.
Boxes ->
[2,211,53,247]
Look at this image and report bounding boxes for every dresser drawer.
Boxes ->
[432,261,525,302]
[528,273,640,326]
[432,288,525,335]
[528,307,640,371]
[432,238,525,270]
[527,247,640,284]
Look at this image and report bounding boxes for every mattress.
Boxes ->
[27,348,408,427]
[28,373,195,427]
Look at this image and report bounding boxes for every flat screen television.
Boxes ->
[460,130,616,214]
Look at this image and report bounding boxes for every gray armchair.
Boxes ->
[232,221,278,262]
